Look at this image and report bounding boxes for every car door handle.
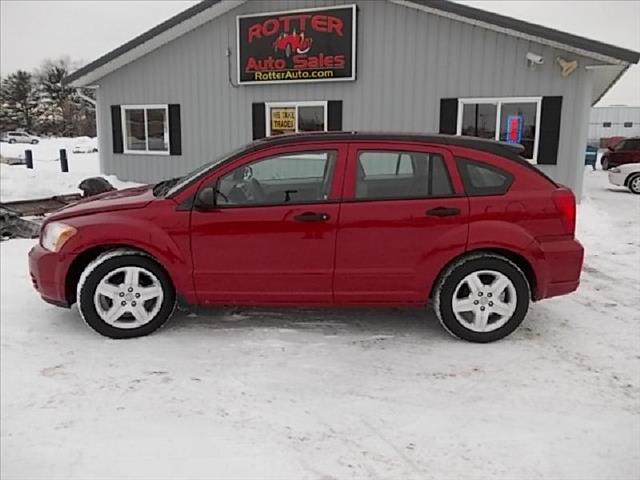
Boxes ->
[426,207,461,217]
[294,212,330,222]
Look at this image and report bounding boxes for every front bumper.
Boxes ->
[608,171,626,187]
[28,243,71,308]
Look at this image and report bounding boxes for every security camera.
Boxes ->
[526,52,544,66]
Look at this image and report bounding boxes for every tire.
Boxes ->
[8,139,15,144]
[601,157,609,170]
[31,139,39,144]
[628,174,640,194]
[433,253,530,343]
[77,249,176,338]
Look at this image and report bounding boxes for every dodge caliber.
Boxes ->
[29,133,584,342]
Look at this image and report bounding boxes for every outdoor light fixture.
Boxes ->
[557,57,578,77]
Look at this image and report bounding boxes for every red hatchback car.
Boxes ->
[29,133,584,342]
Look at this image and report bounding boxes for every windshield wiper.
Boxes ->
[152,177,181,197]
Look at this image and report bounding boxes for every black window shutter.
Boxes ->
[111,105,123,153]
[538,96,562,165]
[252,103,266,139]
[168,104,182,155]
[439,98,458,134]
[327,100,343,131]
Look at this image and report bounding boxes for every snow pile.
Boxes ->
[0,137,139,202]
[0,170,638,479]
[0,136,95,162]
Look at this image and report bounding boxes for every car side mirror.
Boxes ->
[194,186,216,211]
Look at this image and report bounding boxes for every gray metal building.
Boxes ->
[588,106,640,145]
[65,0,639,198]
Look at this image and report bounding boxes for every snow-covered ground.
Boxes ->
[0,138,138,202]
[1,169,639,480]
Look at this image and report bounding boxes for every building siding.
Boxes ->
[95,0,597,197]
[588,106,640,143]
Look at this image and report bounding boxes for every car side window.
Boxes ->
[625,139,640,150]
[456,158,513,196]
[355,151,453,200]
[217,151,336,206]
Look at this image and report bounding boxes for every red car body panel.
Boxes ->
[334,142,469,304]
[601,137,640,169]
[28,135,584,310]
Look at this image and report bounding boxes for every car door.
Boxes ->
[333,142,469,304]
[190,143,347,305]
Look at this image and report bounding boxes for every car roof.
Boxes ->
[251,131,526,160]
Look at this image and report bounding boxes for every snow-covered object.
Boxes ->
[0,170,639,479]
[0,137,139,202]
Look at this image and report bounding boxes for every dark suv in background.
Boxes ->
[601,137,640,170]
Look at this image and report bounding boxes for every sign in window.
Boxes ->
[457,98,541,162]
[267,102,327,136]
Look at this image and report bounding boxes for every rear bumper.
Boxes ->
[28,244,71,308]
[535,237,584,300]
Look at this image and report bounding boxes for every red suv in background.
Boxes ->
[601,137,640,170]
[29,133,584,343]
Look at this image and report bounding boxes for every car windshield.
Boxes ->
[157,144,250,198]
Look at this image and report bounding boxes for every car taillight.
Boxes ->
[553,188,576,235]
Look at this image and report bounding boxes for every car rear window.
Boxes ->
[355,151,454,200]
[456,158,513,196]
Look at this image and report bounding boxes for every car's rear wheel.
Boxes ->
[627,174,640,194]
[8,139,15,144]
[77,249,175,338]
[433,254,530,342]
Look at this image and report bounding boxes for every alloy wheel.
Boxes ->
[93,266,164,328]
[451,270,517,332]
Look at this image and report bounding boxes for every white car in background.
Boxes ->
[0,131,40,144]
[608,163,640,194]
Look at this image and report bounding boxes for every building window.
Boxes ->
[602,122,612,128]
[265,101,327,137]
[624,122,633,128]
[457,97,542,163]
[121,105,170,154]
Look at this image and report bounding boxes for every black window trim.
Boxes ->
[351,149,455,203]
[456,157,514,197]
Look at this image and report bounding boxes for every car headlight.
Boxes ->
[41,222,77,252]
[609,167,621,173]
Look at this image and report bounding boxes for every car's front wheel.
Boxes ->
[8,139,15,144]
[433,254,530,342]
[77,249,176,338]
[601,157,609,170]
[628,174,640,194]
[31,139,39,144]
